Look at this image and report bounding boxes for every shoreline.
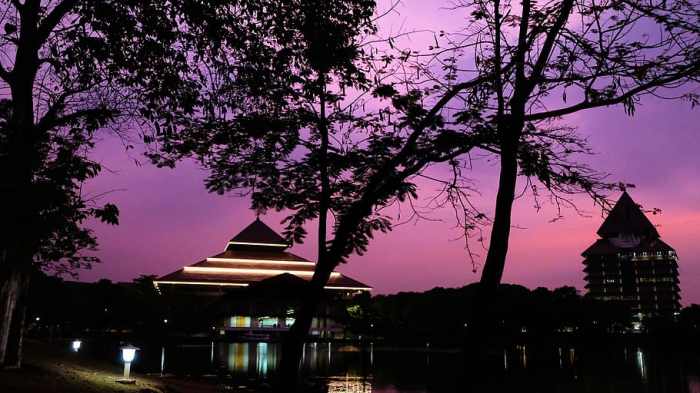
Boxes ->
[0,340,241,393]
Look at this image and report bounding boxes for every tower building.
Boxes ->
[582,192,680,318]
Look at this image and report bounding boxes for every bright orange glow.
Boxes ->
[206,257,315,266]
[324,286,372,291]
[227,241,288,247]
[153,280,249,287]
[153,280,366,291]
[183,266,341,277]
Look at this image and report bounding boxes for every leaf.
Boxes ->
[94,204,120,225]
[373,84,397,98]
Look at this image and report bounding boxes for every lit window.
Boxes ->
[229,316,251,328]
[258,317,279,328]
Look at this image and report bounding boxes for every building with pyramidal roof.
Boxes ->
[154,218,371,292]
[153,218,371,339]
[582,192,680,319]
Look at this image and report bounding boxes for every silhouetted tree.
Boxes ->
[147,0,499,387]
[400,0,699,358]
[0,0,319,368]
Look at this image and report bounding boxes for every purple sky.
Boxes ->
[81,2,699,304]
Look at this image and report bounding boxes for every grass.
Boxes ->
[0,340,229,393]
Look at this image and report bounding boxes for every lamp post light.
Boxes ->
[118,344,139,384]
[71,340,82,352]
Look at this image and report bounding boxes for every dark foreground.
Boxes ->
[4,338,700,393]
[0,340,232,393]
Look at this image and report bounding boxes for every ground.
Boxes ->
[0,340,249,393]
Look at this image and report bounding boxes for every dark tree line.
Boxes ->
[354,284,632,345]
[24,274,700,348]
[23,273,167,338]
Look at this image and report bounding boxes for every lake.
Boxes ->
[131,340,700,392]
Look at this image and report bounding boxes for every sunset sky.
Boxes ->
[81,1,699,304]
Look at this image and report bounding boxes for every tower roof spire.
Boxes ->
[227,218,289,249]
[597,191,659,238]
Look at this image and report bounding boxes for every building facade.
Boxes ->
[582,192,680,318]
[154,218,371,338]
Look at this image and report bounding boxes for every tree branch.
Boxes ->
[36,106,114,132]
[524,65,700,121]
[37,0,78,45]
[527,0,575,91]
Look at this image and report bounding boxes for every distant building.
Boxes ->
[154,218,371,339]
[582,192,680,319]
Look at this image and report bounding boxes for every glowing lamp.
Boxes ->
[118,344,139,383]
[122,347,137,362]
[71,340,82,352]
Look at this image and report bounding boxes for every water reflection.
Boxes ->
[143,341,700,393]
[209,341,214,365]
[227,342,249,373]
[220,342,281,378]
[327,375,372,393]
[160,346,165,376]
[636,347,647,381]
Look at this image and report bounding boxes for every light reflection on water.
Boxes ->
[637,347,647,381]
[146,341,700,393]
[326,375,373,393]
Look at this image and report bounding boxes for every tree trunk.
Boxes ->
[278,265,333,391]
[477,137,519,308]
[0,268,24,367]
[278,289,319,390]
[466,130,520,375]
[277,74,333,391]
[4,272,30,368]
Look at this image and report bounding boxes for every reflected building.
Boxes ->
[222,342,279,377]
[582,192,680,318]
[326,376,372,393]
[154,218,371,338]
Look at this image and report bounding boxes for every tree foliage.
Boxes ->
[149,0,387,255]
[413,0,699,322]
[364,284,632,344]
[0,0,336,274]
[1,0,388,368]
[0,1,188,272]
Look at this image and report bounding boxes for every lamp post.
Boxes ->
[118,344,139,384]
[71,340,82,352]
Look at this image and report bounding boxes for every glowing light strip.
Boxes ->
[206,257,315,266]
[324,286,372,291]
[227,241,288,247]
[153,280,249,287]
[153,280,369,291]
[184,266,341,277]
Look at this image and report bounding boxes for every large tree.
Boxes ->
[415,0,699,347]
[148,0,493,388]
[0,0,196,367]
[0,0,308,368]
